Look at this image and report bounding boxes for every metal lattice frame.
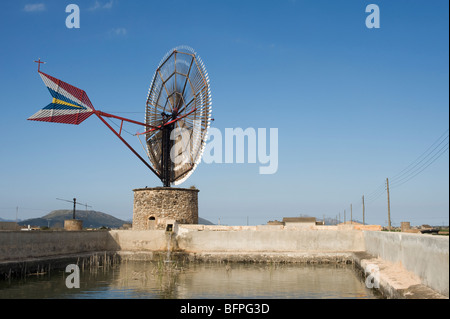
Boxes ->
[145,46,212,186]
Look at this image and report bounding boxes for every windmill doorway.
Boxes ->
[147,216,156,230]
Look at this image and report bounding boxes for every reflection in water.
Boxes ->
[0,260,378,299]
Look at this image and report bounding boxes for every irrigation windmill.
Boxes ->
[56,198,92,220]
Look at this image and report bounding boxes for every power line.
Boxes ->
[389,129,448,188]
[353,128,449,221]
[391,142,449,189]
[365,182,386,203]
[366,184,385,198]
[390,129,448,181]
[389,131,448,184]
[365,187,386,203]
[364,129,449,199]
[0,206,48,212]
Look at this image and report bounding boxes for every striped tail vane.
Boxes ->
[28,69,95,125]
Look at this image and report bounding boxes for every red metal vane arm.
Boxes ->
[94,111,161,178]
[164,108,197,127]
[135,108,198,136]
[94,110,159,130]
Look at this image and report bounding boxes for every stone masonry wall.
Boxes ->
[132,187,199,230]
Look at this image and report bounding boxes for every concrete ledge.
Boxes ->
[179,224,381,231]
[353,252,447,299]
[363,231,449,296]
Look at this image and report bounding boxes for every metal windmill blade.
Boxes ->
[145,46,212,186]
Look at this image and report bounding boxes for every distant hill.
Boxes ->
[198,217,214,225]
[18,210,128,229]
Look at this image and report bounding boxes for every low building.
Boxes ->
[267,220,284,226]
[282,217,316,228]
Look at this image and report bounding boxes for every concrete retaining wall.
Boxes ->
[107,230,167,251]
[106,229,365,253]
[176,228,365,252]
[0,231,111,262]
[363,231,449,296]
[0,229,366,258]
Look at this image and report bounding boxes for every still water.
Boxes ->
[0,261,379,299]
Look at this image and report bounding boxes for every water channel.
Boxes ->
[0,259,380,299]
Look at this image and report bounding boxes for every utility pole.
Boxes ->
[386,178,391,231]
[56,198,91,220]
[350,204,352,225]
[72,198,76,219]
[362,195,365,225]
[344,210,346,223]
[16,206,18,223]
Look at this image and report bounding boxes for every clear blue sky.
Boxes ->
[0,0,448,226]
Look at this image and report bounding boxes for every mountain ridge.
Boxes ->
[18,210,127,229]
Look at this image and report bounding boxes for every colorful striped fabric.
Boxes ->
[28,71,95,125]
